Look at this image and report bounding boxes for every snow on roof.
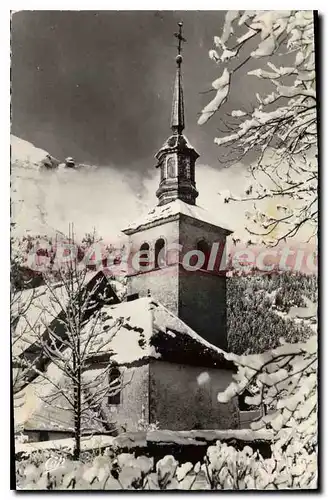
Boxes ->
[122,199,234,235]
[147,429,273,445]
[15,428,273,456]
[12,271,120,358]
[12,284,67,358]
[15,296,233,432]
[81,297,156,365]
[81,297,233,368]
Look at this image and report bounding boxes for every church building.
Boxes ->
[14,24,240,441]
[123,22,233,351]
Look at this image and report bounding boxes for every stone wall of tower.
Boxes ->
[178,215,228,349]
[126,214,229,350]
[129,266,180,316]
[179,271,227,350]
[127,219,180,315]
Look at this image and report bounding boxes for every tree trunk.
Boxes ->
[73,402,81,460]
[73,351,81,460]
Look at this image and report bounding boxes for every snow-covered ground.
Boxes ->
[15,435,115,455]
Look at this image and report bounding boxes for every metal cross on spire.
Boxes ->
[174,21,187,60]
[171,21,186,133]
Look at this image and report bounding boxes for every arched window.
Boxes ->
[108,367,121,405]
[167,157,176,178]
[155,238,166,269]
[159,161,166,182]
[197,239,210,270]
[139,242,150,270]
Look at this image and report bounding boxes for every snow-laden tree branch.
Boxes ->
[218,331,317,483]
[199,11,318,246]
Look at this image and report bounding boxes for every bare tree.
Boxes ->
[199,11,317,246]
[13,229,130,460]
[11,234,37,405]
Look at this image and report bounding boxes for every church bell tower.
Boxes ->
[122,22,233,350]
[155,23,199,207]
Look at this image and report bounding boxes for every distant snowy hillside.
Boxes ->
[11,135,60,171]
[11,135,109,239]
[11,136,315,246]
[10,135,138,240]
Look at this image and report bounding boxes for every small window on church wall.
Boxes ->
[139,242,150,270]
[108,367,121,405]
[155,238,166,269]
[238,390,257,412]
[197,239,210,270]
[167,157,176,178]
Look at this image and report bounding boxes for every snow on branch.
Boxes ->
[199,11,317,245]
[218,334,317,454]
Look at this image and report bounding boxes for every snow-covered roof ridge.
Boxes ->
[122,199,234,235]
[95,296,234,368]
[71,296,233,367]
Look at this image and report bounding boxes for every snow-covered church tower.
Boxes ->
[122,23,233,350]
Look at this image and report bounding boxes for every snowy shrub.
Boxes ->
[14,432,29,445]
[217,334,317,488]
[219,336,317,447]
[204,441,316,489]
[16,440,317,490]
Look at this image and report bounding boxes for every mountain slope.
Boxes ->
[10,135,142,240]
[11,135,60,171]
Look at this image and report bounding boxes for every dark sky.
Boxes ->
[11,11,258,173]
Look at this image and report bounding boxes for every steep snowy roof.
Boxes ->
[12,284,66,358]
[14,296,233,433]
[16,293,233,369]
[122,199,234,235]
[12,271,120,359]
[81,297,233,368]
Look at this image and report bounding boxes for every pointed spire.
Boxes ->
[171,22,186,135]
[154,21,199,207]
